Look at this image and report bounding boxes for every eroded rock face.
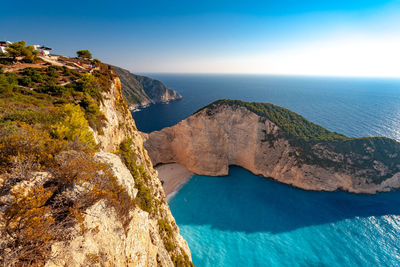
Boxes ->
[46,77,191,266]
[143,104,400,194]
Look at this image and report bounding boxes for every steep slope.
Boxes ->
[0,58,192,266]
[143,99,400,194]
[112,66,182,110]
[47,75,192,266]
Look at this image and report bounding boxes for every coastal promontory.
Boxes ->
[143,99,400,194]
[112,66,182,110]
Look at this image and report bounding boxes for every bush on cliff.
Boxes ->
[52,104,96,148]
[118,139,155,213]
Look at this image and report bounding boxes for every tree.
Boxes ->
[6,40,39,62]
[76,49,92,59]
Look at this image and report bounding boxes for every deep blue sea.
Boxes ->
[132,74,400,266]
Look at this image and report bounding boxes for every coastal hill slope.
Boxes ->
[0,49,192,266]
[112,66,182,110]
[143,99,400,194]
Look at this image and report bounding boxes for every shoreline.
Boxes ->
[155,163,194,201]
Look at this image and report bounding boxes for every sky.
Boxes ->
[2,0,400,77]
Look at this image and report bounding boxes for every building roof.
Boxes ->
[0,41,7,46]
[39,46,52,50]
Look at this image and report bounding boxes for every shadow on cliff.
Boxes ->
[169,166,400,234]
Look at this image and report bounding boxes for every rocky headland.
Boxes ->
[112,66,182,110]
[143,99,400,194]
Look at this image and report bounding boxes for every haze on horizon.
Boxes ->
[2,0,400,78]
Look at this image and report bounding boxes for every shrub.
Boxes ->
[52,104,96,148]
[74,73,102,101]
[76,49,92,59]
[135,181,154,213]
[0,73,17,94]
[38,81,66,96]
[21,67,43,83]
[46,65,60,78]
[79,93,106,133]
[1,109,60,125]
[92,58,101,66]
[3,185,55,265]
[118,139,154,213]
[18,76,33,87]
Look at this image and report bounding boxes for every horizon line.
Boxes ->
[132,71,400,80]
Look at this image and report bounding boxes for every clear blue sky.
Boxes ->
[2,0,400,76]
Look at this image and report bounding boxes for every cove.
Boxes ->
[169,166,400,266]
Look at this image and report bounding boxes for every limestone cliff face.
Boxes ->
[112,66,182,110]
[47,77,192,266]
[143,101,400,194]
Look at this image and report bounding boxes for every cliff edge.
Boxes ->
[143,99,400,194]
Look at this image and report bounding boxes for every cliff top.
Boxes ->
[196,99,400,182]
[198,99,347,141]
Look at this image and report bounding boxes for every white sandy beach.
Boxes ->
[155,163,194,201]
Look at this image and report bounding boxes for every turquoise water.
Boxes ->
[169,167,400,267]
[132,74,400,266]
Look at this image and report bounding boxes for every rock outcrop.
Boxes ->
[112,66,182,110]
[143,100,400,194]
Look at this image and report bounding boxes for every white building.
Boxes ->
[38,46,52,56]
[0,41,53,56]
[0,41,8,54]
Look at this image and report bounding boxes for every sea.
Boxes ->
[132,74,400,267]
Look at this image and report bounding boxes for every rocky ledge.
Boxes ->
[143,99,400,194]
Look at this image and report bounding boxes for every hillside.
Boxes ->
[0,49,192,266]
[112,66,182,110]
[144,99,400,194]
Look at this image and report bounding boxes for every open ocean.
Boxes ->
[132,74,400,266]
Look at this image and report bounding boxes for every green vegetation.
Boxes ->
[118,139,155,213]
[52,104,96,148]
[0,49,193,266]
[0,58,137,265]
[158,218,174,251]
[0,65,110,134]
[76,49,92,59]
[92,58,101,66]
[198,99,346,142]
[6,40,39,62]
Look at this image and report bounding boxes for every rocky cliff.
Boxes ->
[112,66,182,110]
[0,58,192,266]
[46,76,192,266]
[143,99,400,194]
